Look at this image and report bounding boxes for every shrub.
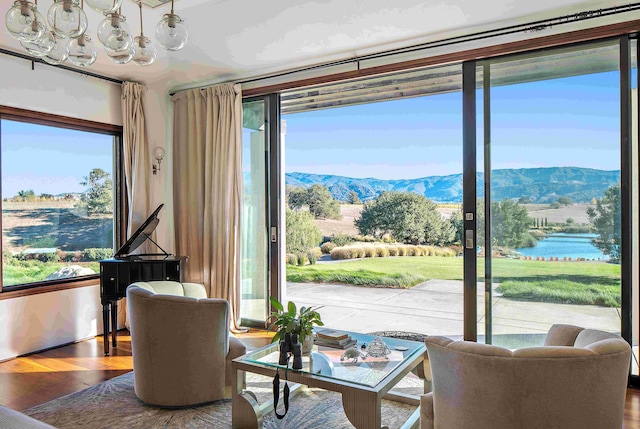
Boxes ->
[419,245,431,256]
[330,234,354,247]
[397,246,407,256]
[297,253,307,266]
[382,234,393,243]
[286,254,297,265]
[350,246,366,258]
[307,252,317,265]
[364,247,376,258]
[387,246,398,256]
[353,235,376,243]
[321,242,337,254]
[375,246,389,257]
[433,247,457,257]
[520,233,538,249]
[309,247,322,258]
[405,245,418,256]
[330,247,354,260]
[2,251,13,264]
[82,248,113,261]
[286,209,322,253]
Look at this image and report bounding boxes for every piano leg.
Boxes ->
[103,303,110,355]
[111,300,118,349]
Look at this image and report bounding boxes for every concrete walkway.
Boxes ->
[284,279,621,348]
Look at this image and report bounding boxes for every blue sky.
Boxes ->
[2,70,629,198]
[282,71,622,180]
[2,120,113,198]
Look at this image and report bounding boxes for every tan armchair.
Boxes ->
[126,281,246,407]
[421,324,631,429]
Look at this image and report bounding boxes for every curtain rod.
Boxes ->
[237,3,640,85]
[0,48,123,85]
[170,2,640,96]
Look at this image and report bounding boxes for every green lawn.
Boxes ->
[3,260,100,286]
[286,256,621,307]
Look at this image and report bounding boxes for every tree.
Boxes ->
[355,191,454,245]
[286,186,307,211]
[77,168,113,215]
[587,184,621,263]
[518,196,532,204]
[449,210,464,245]
[15,189,36,202]
[286,184,341,220]
[557,196,573,206]
[346,191,362,205]
[286,208,322,254]
[489,199,535,248]
[306,185,341,219]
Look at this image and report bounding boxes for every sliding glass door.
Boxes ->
[242,35,639,384]
[240,98,270,323]
[472,39,632,356]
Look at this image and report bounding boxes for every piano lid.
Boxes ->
[114,203,166,258]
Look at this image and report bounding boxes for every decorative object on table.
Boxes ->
[266,297,323,355]
[314,328,357,349]
[278,332,303,370]
[340,347,367,364]
[366,336,392,359]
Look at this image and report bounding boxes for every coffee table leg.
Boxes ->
[232,369,262,429]
[342,390,385,429]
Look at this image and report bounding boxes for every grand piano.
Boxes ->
[99,204,186,355]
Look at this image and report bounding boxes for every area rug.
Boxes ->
[24,372,419,428]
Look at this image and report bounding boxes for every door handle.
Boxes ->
[465,230,474,249]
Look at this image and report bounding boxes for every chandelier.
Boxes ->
[4,0,188,67]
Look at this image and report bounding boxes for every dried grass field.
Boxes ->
[313,203,593,238]
[2,201,112,254]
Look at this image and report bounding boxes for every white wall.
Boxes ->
[0,54,123,361]
[144,81,174,253]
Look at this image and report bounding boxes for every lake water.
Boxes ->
[515,233,608,261]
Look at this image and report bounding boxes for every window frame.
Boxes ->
[0,105,124,299]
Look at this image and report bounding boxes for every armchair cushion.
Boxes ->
[127,281,246,407]
[421,324,631,429]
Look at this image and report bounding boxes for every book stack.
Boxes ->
[314,329,357,349]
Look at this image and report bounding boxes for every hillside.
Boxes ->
[285,167,619,203]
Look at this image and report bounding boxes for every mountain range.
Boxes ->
[285,167,620,203]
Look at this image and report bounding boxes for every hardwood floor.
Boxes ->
[1,330,639,428]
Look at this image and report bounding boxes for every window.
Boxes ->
[0,108,122,292]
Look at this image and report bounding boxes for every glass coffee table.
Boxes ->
[231,331,427,429]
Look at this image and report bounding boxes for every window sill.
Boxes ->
[0,276,100,301]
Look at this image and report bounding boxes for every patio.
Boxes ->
[284,279,621,348]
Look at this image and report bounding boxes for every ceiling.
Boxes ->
[0,0,637,92]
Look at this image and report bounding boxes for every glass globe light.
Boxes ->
[67,34,97,67]
[84,0,121,14]
[5,0,46,42]
[47,0,87,39]
[105,46,133,64]
[132,36,156,66]
[20,30,55,57]
[155,13,188,51]
[42,36,69,65]
[97,12,133,52]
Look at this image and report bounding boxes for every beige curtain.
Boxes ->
[122,81,151,237]
[171,83,243,331]
[121,81,151,328]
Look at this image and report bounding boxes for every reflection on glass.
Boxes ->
[485,42,622,349]
[240,100,269,321]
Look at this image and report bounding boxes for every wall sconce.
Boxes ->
[152,147,165,175]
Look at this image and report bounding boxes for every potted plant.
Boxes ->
[266,296,323,354]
